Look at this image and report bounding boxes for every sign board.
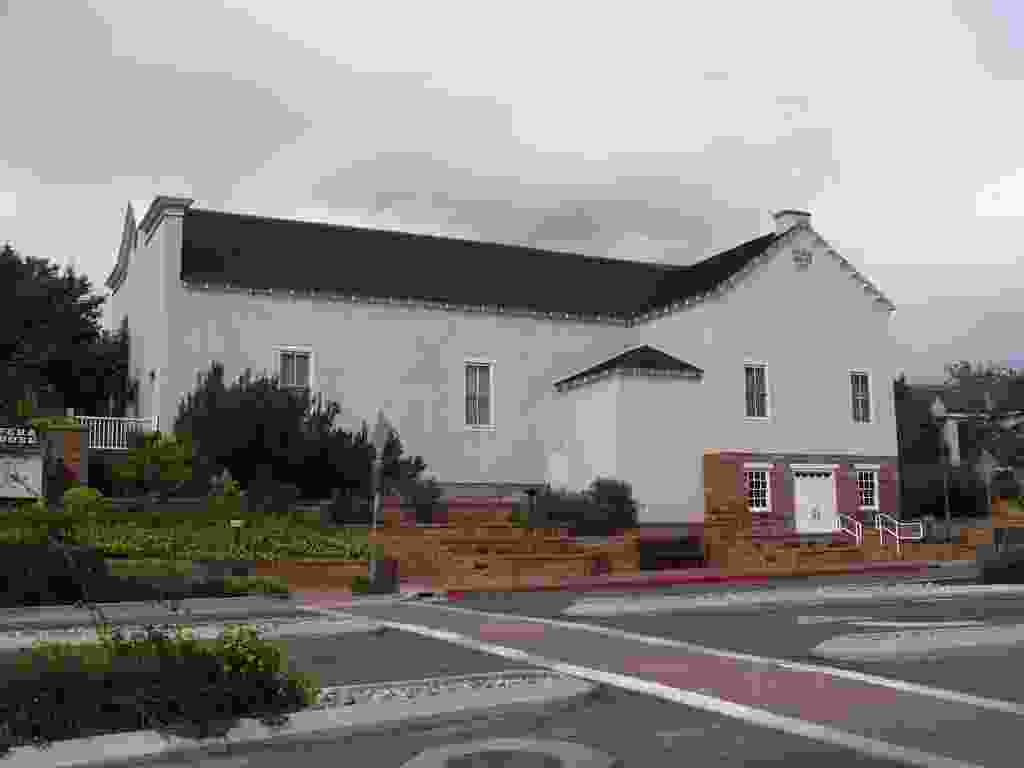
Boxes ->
[0,454,44,499]
[0,427,38,448]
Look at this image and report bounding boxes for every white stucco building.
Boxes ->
[105,197,901,530]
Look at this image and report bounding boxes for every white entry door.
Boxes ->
[793,469,837,533]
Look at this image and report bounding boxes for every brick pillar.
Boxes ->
[835,463,860,523]
[878,462,899,520]
[770,462,792,532]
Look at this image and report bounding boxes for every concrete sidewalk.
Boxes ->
[443,559,975,598]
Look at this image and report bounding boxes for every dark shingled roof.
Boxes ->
[554,345,703,390]
[180,207,781,322]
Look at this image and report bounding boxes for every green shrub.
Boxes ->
[351,574,371,593]
[0,623,319,751]
[62,486,109,521]
[113,432,193,502]
[587,476,638,529]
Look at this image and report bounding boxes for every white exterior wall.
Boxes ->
[548,377,621,493]
[638,230,899,460]
[164,282,632,487]
[105,211,176,427]
[617,374,706,522]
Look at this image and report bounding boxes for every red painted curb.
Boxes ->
[442,562,939,599]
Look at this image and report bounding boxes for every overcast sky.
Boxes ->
[2,0,1022,384]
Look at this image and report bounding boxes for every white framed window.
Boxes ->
[744,469,771,511]
[857,470,878,510]
[465,360,494,428]
[851,371,871,423]
[277,347,312,390]
[744,363,768,419]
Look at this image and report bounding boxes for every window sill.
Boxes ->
[464,425,496,432]
[744,416,771,422]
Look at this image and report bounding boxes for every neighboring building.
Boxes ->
[105,197,900,529]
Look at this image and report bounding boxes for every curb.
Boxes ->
[0,671,595,767]
[441,560,956,599]
[0,592,419,633]
[811,622,1024,662]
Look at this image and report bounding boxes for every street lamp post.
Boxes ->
[930,397,953,543]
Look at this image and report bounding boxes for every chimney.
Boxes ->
[773,209,811,234]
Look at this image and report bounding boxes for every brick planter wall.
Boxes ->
[252,559,369,590]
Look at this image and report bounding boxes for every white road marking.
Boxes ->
[304,600,1024,716]
[301,604,985,768]
[797,615,875,625]
[848,621,988,629]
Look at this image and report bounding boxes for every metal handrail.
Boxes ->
[875,512,924,555]
[835,513,863,545]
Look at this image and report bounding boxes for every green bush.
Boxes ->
[174,361,431,502]
[587,477,638,529]
[113,432,193,502]
[0,623,319,751]
[535,478,637,536]
[351,574,371,593]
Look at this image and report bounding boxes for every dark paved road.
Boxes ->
[334,600,1023,767]
[153,683,913,768]
[435,583,1024,704]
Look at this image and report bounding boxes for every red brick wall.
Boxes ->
[835,464,862,524]
[770,462,791,524]
[878,462,899,519]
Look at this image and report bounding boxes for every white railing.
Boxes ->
[835,513,863,545]
[76,416,159,451]
[875,512,924,555]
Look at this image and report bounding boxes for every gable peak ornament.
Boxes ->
[793,248,813,270]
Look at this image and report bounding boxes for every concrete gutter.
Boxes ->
[0,671,595,768]
[811,623,1024,662]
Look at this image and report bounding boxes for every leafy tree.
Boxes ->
[173,361,428,500]
[944,359,1023,386]
[0,243,136,419]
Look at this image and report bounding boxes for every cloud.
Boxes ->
[0,2,310,200]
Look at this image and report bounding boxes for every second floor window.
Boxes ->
[280,350,311,390]
[465,362,492,427]
[745,364,767,418]
[851,372,871,423]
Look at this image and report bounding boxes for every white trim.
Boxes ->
[856,469,880,511]
[742,462,775,469]
[551,344,651,389]
[464,358,495,430]
[850,369,873,424]
[273,345,316,393]
[854,463,881,470]
[743,361,770,420]
[743,467,772,512]
[792,465,839,533]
